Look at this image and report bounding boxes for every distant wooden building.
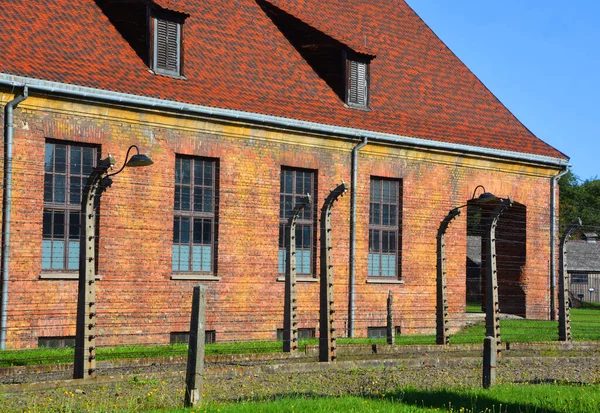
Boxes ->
[567,233,600,304]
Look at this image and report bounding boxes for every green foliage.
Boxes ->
[559,170,600,235]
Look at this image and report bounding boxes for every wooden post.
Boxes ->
[319,183,347,362]
[185,285,207,407]
[559,218,581,341]
[436,207,460,345]
[386,291,394,345]
[283,195,310,353]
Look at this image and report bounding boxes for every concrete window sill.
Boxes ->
[39,273,102,280]
[276,276,318,283]
[171,274,221,281]
[366,278,404,285]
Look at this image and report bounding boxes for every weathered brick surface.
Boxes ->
[1,100,555,348]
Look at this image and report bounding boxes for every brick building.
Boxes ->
[1,0,568,349]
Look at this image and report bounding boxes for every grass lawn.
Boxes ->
[158,384,600,413]
[1,308,598,367]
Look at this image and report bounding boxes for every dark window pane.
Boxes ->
[70,147,82,175]
[203,189,212,212]
[69,212,80,240]
[389,231,396,252]
[174,186,181,210]
[82,147,94,175]
[55,145,66,174]
[53,211,65,239]
[279,224,286,248]
[284,195,293,219]
[280,195,285,219]
[303,173,312,196]
[373,203,380,225]
[383,205,390,226]
[194,161,203,185]
[193,219,202,244]
[175,158,181,184]
[390,182,397,201]
[295,173,303,196]
[383,181,390,203]
[302,225,311,249]
[390,205,396,226]
[193,187,203,212]
[44,174,53,203]
[43,210,52,238]
[70,177,81,205]
[372,180,381,202]
[285,171,293,194]
[45,144,54,173]
[181,186,191,210]
[204,162,213,187]
[382,231,389,252]
[181,158,191,184]
[173,218,180,243]
[202,219,211,244]
[54,175,66,203]
[372,230,380,252]
[180,218,190,243]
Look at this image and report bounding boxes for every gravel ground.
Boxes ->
[1,349,599,412]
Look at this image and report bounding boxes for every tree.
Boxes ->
[559,170,600,236]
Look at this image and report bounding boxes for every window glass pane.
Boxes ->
[194,161,203,185]
[383,181,390,203]
[179,246,190,271]
[203,219,212,244]
[302,225,311,249]
[44,174,53,203]
[172,245,180,271]
[51,240,65,270]
[295,173,303,196]
[181,158,191,184]
[193,187,203,212]
[284,195,292,219]
[70,147,82,175]
[368,229,373,251]
[68,241,79,270]
[53,211,65,239]
[174,186,181,210]
[180,218,190,243]
[390,182,397,201]
[389,231,396,252]
[175,158,181,184]
[43,210,52,238]
[54,175,66,203]
[55,145,66,174]
[82,147,94,175]
[304,173,312,196]
[382,230,389,252]
[45,144,54,173]
[69,211,80,240]
[203,189,212,212]
[285,170,293,193]
[204,162,213,187]
[390,205,396,226]
[193,219,202,244]
[181,186,190,210]
[42,240,52,270]
[373,203,380,225]
[69,177,81,205]
[383,205,390,226]
[372,230,380,252]
[372,179,381,202]
[173,218,180,243]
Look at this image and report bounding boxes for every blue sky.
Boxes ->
[406,0,599,181]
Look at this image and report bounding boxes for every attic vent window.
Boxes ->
[153,17,181,76]
[346,58,370,109]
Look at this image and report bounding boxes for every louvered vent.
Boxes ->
[154,18,180,75]
[347,60,368,108]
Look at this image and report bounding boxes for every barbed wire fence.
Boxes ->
[0,157,598,382]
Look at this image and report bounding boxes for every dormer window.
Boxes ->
[152,16,182,77]
[346,57,370,109]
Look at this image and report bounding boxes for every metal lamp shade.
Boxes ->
[125,154,154,167]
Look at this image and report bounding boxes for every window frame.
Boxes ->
[152,15,183,77]
[278,167,317,277]
[368,177,402,279]
[172,155,219,277]
[345,51,370,109]
[42,141,99,275]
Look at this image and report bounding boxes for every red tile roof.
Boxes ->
[1,0,567,160]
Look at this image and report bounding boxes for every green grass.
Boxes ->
[1,308,599,367]
[158,383,600,413]
[465,302,484,313]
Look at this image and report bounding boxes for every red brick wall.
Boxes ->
[1,101,554,348]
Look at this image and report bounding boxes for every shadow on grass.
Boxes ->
[373,388,563,413]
